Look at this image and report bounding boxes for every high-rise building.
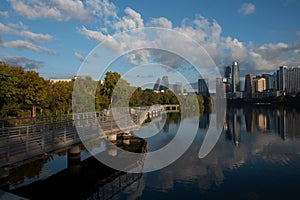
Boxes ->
[244,74,253,98]
[277,66,287,93]
[216,78,226,99]
[272,71,278,90]
[153,78,161,91]
[224,66,231,79]
[159,76,169,91]
[231,61,240,93]
[253,77,266,93]
[198,78,209,96]
[286,66,300,95]
[262,74,274,90]
[173,82,183,94]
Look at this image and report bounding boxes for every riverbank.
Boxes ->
[227,95,300,109]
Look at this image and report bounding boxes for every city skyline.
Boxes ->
[0,0,300,84]
[219,62,300,98]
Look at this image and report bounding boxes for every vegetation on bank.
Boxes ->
[227,93,300,108]
[0,62,209,118]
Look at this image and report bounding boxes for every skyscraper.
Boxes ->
[216,78,226,99]
[253,77,266,93]
[262,74,274,90]
[174,82,183,94]
[159,76,169,91]
[198,78,209,96]
[231,61,240,93]
[286,66,300,95]
[224,66,231,79]
[277,66,287,93]
[244,74,253,98]
[153,78,161,91]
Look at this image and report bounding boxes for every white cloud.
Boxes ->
[0,11,9,18]
[2,56,44,69]
[248,42,300,72]
[238,3,256,15]
[0,22,53,42]
[86,0,118,22]
[80,26,107,42]
[0,39,57,55]
[74,51,85,61]
[114,7,144,31]
[78,6,300,76]
[148,17,173,29]
[7,0,118,22]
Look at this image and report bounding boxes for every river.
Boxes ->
[4,106,300,199]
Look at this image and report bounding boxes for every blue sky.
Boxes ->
[0,0,300,84]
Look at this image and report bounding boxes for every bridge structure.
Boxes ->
[163,104,180,112]
[0,105,179,170]
[5,134,147,200]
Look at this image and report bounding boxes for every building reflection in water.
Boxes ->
[224,107,241,147]
[224,107,300,143]
[199,112,210,129]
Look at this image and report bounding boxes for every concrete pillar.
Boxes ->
[108,134,117,143]
[123,138,130,145]
[107,147,117,157]
[67,145,81,175]
[0,168,9,190]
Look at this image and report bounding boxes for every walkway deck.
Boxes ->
[0,189,28,200]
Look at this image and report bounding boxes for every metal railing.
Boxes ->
[0,106,164,167]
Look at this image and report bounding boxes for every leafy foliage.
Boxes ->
[0,62,207,118]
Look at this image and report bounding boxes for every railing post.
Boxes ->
[6,134,10,162]
[41,131,45,150]
[26,126,29,153]
[64,124,67,143]
[110,116,113,133]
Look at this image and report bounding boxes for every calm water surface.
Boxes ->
[115,106,300,200]
[7,106,300,199]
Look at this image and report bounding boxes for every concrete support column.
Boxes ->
[108,134,117,144]
[0,168,9,190]
[107,144,118,157]
[67,145,81,175]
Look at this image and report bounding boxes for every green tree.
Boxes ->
[72,76,97,113]
[49,80,73,114]
[20,71,48,117]
[101,72,121,98]
[0,63,23,117]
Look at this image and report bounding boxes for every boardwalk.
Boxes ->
[9,135,147,200]
[0,105,178,168]
[0,112,137,167]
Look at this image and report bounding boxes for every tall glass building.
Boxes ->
[231,61,240,92]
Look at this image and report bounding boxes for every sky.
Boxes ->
[0,0,300,85]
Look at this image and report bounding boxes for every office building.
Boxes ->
[173,82,183,94]
[153,78,161,91]
[253,77,266,93]
[277,66,287,93]
[231,61,240,93]
[244,74,253,98]
[159,76,169,91]
[198,78,209,96]
[286,66,300,95]
[262,74,274,90]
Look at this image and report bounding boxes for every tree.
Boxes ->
[49,80,73,114]
[101,72,121,98]
[0,63,24,117]
[72,76,97,113]
[20,71,48,117]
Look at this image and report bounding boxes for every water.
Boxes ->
[5,106,300,199]
[115,107,300,200]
